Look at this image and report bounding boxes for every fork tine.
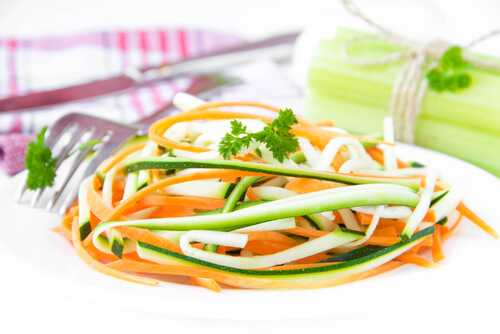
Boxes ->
[30,124,84,207]
[56,132,121,215]
[45,127,100,211]
[16,122,76,203]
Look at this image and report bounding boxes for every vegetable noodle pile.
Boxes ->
[55,95,497,291]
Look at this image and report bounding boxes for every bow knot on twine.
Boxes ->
[341,0,500,143]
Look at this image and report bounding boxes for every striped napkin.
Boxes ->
[0,28,240,175]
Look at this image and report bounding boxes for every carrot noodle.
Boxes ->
[51,98,495,291]
[432,224,445,262]
[457,202,498,239]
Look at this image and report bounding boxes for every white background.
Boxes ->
[1,1,499,333]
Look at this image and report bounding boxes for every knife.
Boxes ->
[0,31,300,112]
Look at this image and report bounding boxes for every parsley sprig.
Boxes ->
[25,127,57,190]
[218,108,299,162]
[426,46,472,93]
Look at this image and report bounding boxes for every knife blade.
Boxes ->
[0,31,299,113]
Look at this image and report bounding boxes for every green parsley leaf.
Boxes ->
[439,46,469,70]
[25,127,57,190]
[218,109,299,162]
[426,46,472,93]
[218,120,253,159]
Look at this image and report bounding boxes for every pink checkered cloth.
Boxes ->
[0,28,239,175]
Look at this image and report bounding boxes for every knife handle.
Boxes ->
[136,31,300,83]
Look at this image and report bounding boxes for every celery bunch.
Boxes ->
[305,28,500,176]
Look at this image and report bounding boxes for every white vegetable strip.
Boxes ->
[164,180,230,198]
[432,188,463,221]
[316,137,376,171]
[338,208,363,231]
[173,92,204,111]
[233,218,296,232]
[347,205,383,247]
[163,122,191,142]
[298,137,321,167]
[77,177,91,225]
[149,219,296,247]
[316,137,358,171]
[179,229,361,269]
[339,158,376,173]
[182,230,248,248]
[122,172,138,201]
[154,231,185,244]
[352,206,412,219]
[402,172,437,237]
[102,166,118,207]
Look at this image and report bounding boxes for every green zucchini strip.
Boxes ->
[124,157,421,190]
[93,184,419,249]
[77,178,92,241]
[179,228,362,269]
[252,186,335,231]
[134,226,435,288]
[222,176,261,213]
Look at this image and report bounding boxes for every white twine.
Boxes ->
[341,0,500,143]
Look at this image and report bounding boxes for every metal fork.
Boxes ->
[15,74,237,215]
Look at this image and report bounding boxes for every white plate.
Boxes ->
[0,144,499,320]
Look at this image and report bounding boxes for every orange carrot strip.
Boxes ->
[423,209,436,223]
[397,160,409,168]
[397,253,433,268]
[116,226,182,253]
[292,252,331,264]
[432,224,445,262]
[285,227,328,238]
[366,147,384,165]
[148,206,195,218]
[190,277,221,292]
[373,226,398,237]
[356,212,373,225]
[245,186,259,201]
[332,149,347,171]
[139,195,225,210]
[366,236,399,247]
[285,178,343,194]
[244,240,292,255]
[70,217,158,285]
[246,231,298,246]
[457,202,498,239]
